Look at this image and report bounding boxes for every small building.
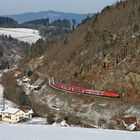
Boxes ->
[116,116,138,131]
[2,108,25,123]
[24,109,33,119]
[19,106,33,120]
[50,105,60,111]
[29,78,45,90]
[59,120,69,127]
[1,107,33,123]
[22,76,31,83]
[122,117,137,125]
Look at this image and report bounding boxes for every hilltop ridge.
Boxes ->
[6,10,91,24]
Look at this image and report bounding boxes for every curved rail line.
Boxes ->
[35,71,120,98]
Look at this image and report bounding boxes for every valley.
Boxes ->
[0,1,140,139]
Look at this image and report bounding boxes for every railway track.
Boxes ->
[35,71,120,98]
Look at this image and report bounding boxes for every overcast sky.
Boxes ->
[0,0,118,15]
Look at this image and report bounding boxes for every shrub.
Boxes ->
[47,113,56,125]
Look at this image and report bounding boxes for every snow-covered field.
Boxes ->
[0,123,139,140]
[0,28,42,44]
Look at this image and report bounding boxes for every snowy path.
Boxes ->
[0,124,139,140]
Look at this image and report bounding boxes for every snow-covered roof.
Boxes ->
[22,109,33,114]
[22,77,31,82]
[19,106,33,113]
[2,108,20,115]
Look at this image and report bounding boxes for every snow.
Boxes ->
[27,117,47,125]
[0,28,42,44]
[0,123,139,140]
[2,108,19,114]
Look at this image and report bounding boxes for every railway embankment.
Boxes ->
[28,84,140,130]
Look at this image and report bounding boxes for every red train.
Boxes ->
[52,83,120,98]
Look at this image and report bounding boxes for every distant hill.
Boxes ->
[6,10,91,24]
[0,16,75,39]
[0,16,18,27]
[21,18,72,38]
[2,11,93,38]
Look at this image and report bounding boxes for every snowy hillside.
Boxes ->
[0,28,41,44]
[0,123,139,140]
[0,84,17,111]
